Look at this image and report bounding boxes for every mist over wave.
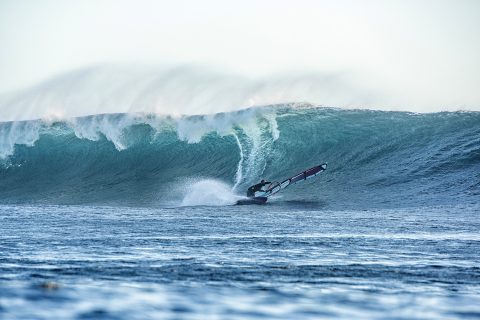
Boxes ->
[0,105,478,208]
[0,65,382,121]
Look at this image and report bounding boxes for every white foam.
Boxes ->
[232,133,244,191]
[0,120,42,159]
[175,107,263,143]
[67,114,139,151]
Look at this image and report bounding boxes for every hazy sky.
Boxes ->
[1,0,479,112]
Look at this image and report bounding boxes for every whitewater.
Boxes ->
[1,69,479,319]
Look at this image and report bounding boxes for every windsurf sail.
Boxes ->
[258,163,327,197]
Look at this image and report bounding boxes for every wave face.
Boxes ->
[0,105,479,208]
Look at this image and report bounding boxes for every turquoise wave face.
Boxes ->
[0,106,479,208]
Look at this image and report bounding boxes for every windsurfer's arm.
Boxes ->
[258,181,271,191]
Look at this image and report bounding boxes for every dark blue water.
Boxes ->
[1,106,479,318]
[1,204,480,319]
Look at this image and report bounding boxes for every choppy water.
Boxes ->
[1,203,480,319]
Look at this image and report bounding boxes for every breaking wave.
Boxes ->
[0,105,479,208]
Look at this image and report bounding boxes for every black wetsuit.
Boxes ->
[247,181,271,197]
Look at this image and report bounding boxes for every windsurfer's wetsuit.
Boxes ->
[247,180,271,198]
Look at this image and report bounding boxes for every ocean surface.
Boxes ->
[1,105,479,319]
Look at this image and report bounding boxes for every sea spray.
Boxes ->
[232,133,244,191]
[0,65,372,122]
[180,179,241,206]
